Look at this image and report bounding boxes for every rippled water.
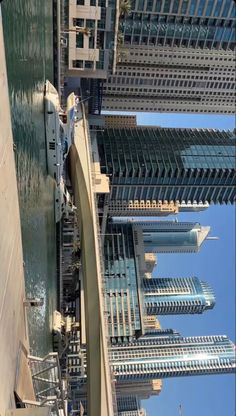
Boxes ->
[2,0,57,355]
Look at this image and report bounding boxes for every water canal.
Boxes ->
[2,0,57,355]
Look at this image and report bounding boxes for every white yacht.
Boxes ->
[44,81,78,222]
[55,178,77,223]
[44,80,65,185]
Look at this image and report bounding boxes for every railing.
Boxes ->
[23,353,67,416]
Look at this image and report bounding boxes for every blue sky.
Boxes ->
[105,112,235,416]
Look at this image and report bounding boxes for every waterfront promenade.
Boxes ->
[0,10,34,415]
[69,109,115,416]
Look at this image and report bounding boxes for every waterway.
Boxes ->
[2,0,57,355]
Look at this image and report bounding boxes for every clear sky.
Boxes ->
[104,111,236,416]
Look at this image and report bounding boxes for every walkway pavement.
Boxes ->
[0,9,34,415]
[69,111,115,416]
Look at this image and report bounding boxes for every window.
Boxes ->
[73,18,84,27]
[72,60,83,68]
[85,60,93,68]
[76,33,84,48]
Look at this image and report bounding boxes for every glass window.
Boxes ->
[222,0,230,17]
[137,0,145,11]
[73,18,84,27]
[146,0,153,11]
[181,0,188,14]
[189,0,197,15]
[172,0,179,13]
[214,0,223,17]
[155,0,161,12]
[163,0,171,13]
[85,60,93,68]
[72,60,83,68]
[86,19,95,28]
[197,0,205,15]
[76,33,84,48]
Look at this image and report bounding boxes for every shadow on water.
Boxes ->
[2,0,56,355]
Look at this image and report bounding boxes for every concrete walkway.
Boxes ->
[69,112,115,416]
[0,9,34,415]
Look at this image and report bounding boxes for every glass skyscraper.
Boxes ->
[110,335,236,381]
[120,0,236,50]
[103,223,144,343]
[132,220,211,253]
[102,0,235,114]
[103,221,215,342]
[143,277,215,315]
[97,127,236,204]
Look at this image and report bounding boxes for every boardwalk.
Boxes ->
[0,9,34,415]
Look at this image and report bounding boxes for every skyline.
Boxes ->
[132,113,235,416]
[100,112,235,415]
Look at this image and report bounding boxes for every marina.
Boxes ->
[0,0,235,415]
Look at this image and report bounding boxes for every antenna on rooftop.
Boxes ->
[179,404,183,415]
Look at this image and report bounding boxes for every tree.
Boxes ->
[119,0,132,17]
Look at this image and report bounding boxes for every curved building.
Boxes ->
[110,335,236,381]
[143,277,215,315]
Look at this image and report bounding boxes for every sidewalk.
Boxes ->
[0,9,34,415]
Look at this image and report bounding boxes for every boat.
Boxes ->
[44,80,65,185]
[55,177,77,223]
[44,81,78,222]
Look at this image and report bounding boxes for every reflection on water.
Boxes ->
[2,0,56,355]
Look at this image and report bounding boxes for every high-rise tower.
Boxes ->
[103,221,214,342]
[102,0,236,114]
[110,335,236,381]
[143,277,215,315]
[97,127,236,205]
[132,220,211,253]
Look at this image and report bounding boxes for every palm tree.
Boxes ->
[117,31,124,47]
[119,0,132,17]
[116,48,128,63]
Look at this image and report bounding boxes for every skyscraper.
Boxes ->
[97,126,236,205]
[102,0,236,113]
[110,335,236,381]
[131,220,211,253]
[103,221,213,342]
[143,276,215,315]
[119,0,236,50]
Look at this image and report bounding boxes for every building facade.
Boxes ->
[103,223,144,343]
[103,220,213,342]
[119,0,236,50]
[143,276,215,315]
[66,0,119,79]
[110,335,236,381]
[102,0,236,113]
[112,220,211,254]
[97,127,236,205]
[107,200,209,217]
